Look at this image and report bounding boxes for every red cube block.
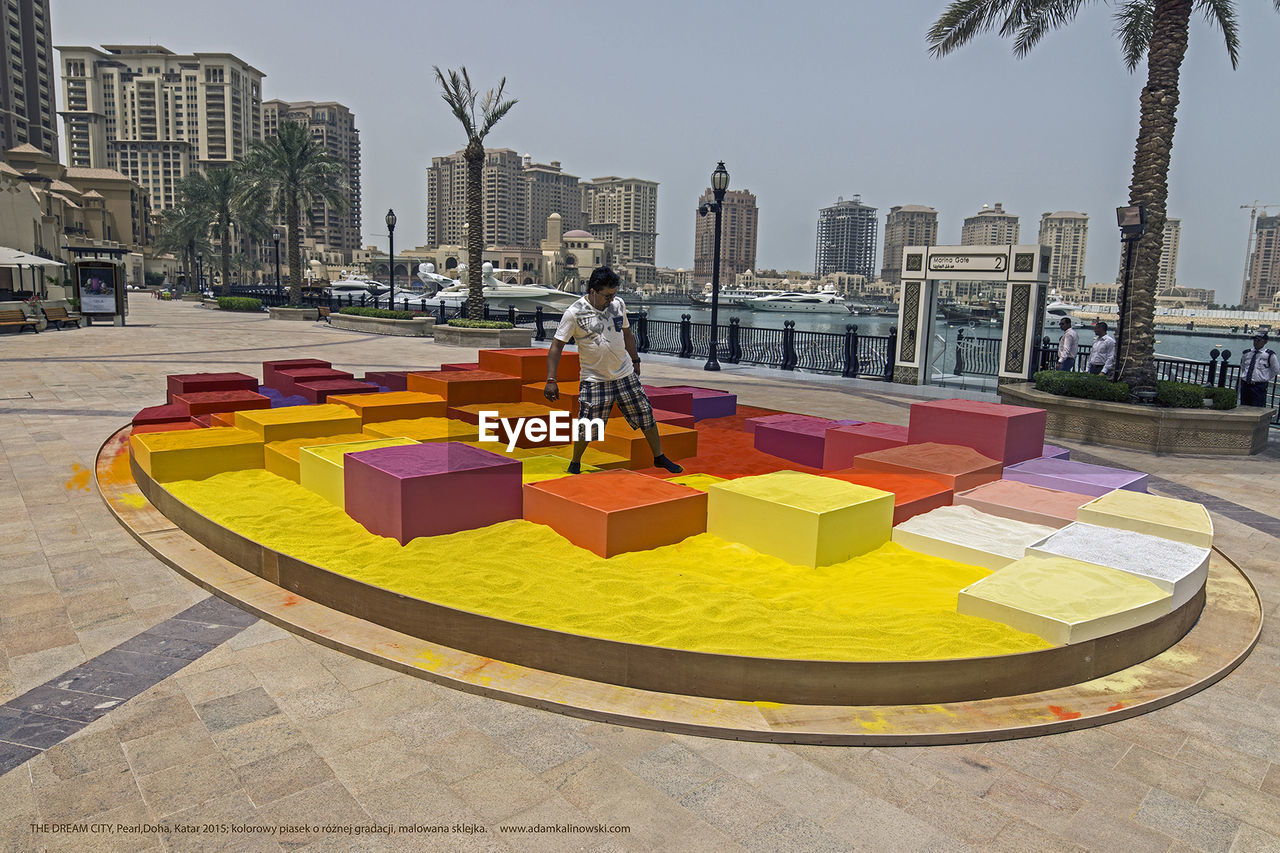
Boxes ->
[363,371,419,392]
[641,386,695,415]
[440,362,480,372]
[653,409,695,429]
[275,367,354,396]
[478,348,578,383]
[133,403,190,427]
[907,398,1047,466]
[166,372,258,403]
[295,379,379,404]
[822,422,909,469]
[262,359,329,390]
[172,389,272,417]
[823,468,953,525]
[755,416,862,469]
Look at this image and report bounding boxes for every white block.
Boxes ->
[891,505,1057,571]
[1026,521,1209,610]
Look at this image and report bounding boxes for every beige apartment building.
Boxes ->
[582,176,658,268]
[1,0,58,160]
[56,44,264,212]
[523,157,584,239]
[425,147,526,249]
[1158,217,1181,290]
[881,204,938,288]
[1038,210,1089,293]
[693,188,757,285]
[263,100,361,260]
[961,202,1019,245]
[1242,214,1279,309]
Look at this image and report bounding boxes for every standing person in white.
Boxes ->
[1087,321,1116,376]
[544,267,684,475]
[1239,332,1279,409]
[1057,317,1079,371]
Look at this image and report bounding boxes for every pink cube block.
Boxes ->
[754,417,863,469]
[822,422,909,469]
[907,399,1047,466]
[655,386,737,421]
[295,379,379,404]
[641,386,695,415]
[344,442,523,545]
[653,409,696,429]
[262,359,329,390]
[954,479,1094,528]
[166,372,258,403]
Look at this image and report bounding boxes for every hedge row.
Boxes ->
[337,306,424,320]
[216,297,262,312]
[1033,371,1238,410]
[446,318,515,329]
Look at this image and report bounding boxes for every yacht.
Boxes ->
[1046,300,1081,318]
[402,263,579,313]
[744,291,854,314]
[325,277,388,298]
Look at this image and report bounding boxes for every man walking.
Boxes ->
[1239,332,1279,409]
[545,266,684,475]
[1057,317,1079,371]
[1087,321,1116,376]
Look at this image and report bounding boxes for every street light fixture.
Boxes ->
[385,209,397,310]
[698,161,730,371]
[196,251,204,295]
[1113,204,1146,382]
[272,228,282,301]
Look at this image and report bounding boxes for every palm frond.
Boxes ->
[927,0,1021,57]
[435,66,477,138]
[1112,1,1154,71]
[1012,0,1089,58]
[1194,0,1240,68]
[478,98,518,139]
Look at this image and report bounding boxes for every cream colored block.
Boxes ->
[958,554,1171,644]
[299,438,416,508]
[707,470,893,567]
[1026,521,1209,610]
[891,505,1056,571]
[1076,489,1213,548]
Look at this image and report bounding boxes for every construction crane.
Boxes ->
[1240,201,1280,303]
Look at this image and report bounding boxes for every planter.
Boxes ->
[268,306,319,322]
[998,382,1271,455]
[330,312,434,337]
[432,325,533,347]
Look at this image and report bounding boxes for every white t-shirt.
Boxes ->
[554,296,633,382]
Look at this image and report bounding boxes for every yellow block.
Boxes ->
[234,404,362,442]
[519,455,601,484]
[957,554,1170,645]
[298,438,417,508]
[330,391,446,424]
[1076,489,1213,548]
[264,433,369,483]
[543,444,631,470]
[129,427,264,483]
[666,473,727,492]
[708,470,893,567]
[363,417,480,443]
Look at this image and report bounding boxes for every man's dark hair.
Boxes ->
[586,266,620,292]
[1094,321,1108,333]
[1059,316,1071,327]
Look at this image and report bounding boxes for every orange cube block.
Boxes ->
[406,370,522,406]
[599,421,698,469]
[477,347,579,383]
[853,442,1002,493]
[209,411,238,428]
[523,469,707,557]
[330,391,446,424]
[172,389,272,417]
[822,467,954,525]
[263,432,369,482]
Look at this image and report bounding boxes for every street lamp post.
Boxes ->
[698,161,730,371]
[385,209,397,310]
[196,252,204,296]
[272,228,282,301]
[1114,204,1146,383]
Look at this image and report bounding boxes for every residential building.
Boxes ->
[581,176,659,268]
[815,195,877,279]
[881,204,938,288]
[1158,217,1181,290]
[263,100,361,260]
[1037,211,1089,293]
[693,188,757,285]
[522,157,583,238]
[961,202,1019,246]
[0,0,58,160]
[425,147,525,248]
[56,44,265,211]
[1242,214,1280,309]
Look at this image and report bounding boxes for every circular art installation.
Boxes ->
[97,354,1263,744]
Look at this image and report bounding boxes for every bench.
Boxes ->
[0,309,39,334]
[42,306,80,330]
[317,305,332,323]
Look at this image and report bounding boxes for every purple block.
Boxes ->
[258,384,284,400]
[753,417,864,469]
[656,386,737,421]
[271,394,309,408]
[364,371,417,392]
[1040,444,1070,460]
[1002,457,1147,498]
[344,442,523,545]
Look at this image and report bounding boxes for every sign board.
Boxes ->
[74,261,125,318]
[902,245,1050,284]
[928,254,1007,273]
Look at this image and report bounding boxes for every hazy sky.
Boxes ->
[52,1,1280,301]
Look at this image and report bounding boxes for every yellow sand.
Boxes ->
[712,470,886,513]
[165,468,1052,661]
[961,554,1167,622]
[1077,489,1213,547]
[665,473,727,491]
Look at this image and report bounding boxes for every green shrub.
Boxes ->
[337,307,422,320]
[144,271,166,287]
[447,318,514,329]
[1153,380,1205,409]
[1206,386,1238,410]
[1032,369,1131,402]
[216,296,262,312]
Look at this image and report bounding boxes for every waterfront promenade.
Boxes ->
[1,296,1278,852]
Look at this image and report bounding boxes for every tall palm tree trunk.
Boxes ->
[287,197,302,306]
[465,140,485,320]
[1120,0,1192,389]
[220,213,232,297]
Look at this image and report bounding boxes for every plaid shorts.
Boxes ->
[577,373,656,431]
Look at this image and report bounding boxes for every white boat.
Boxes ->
[400,263,578,314]
[1046,300,1081,317]
[745,291,854,314]
[325,277,388,297]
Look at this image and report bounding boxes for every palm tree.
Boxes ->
[177,166,267,296]
[435,67,517,320]
[238,121,347,306]
[928,0,1277,390]
[154,204,211,294]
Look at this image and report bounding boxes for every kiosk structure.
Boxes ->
[894,244,1051,386]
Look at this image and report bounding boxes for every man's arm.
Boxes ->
[1103,338,1116,374]
[623,327,641,374]
[544,338,565,401]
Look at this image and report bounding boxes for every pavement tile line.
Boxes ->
[0,596,256,776]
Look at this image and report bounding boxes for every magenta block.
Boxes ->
[754,417,862,469]
[653,409,696,429]
[275,367,354,396]
[1002,457,1147,498]
[166,372,257,403]
[1040,444,1070,460]
[262,359,329,390]
[641,386,695,415]
[655,386,736,421]
[133,403,190,426]
[295,379,379,404]
[821,422,909,469]
[907,399,1047,466]
[344,442,523,544]
[743,413,808,435]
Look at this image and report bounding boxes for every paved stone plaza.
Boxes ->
[1,296,1278,852]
